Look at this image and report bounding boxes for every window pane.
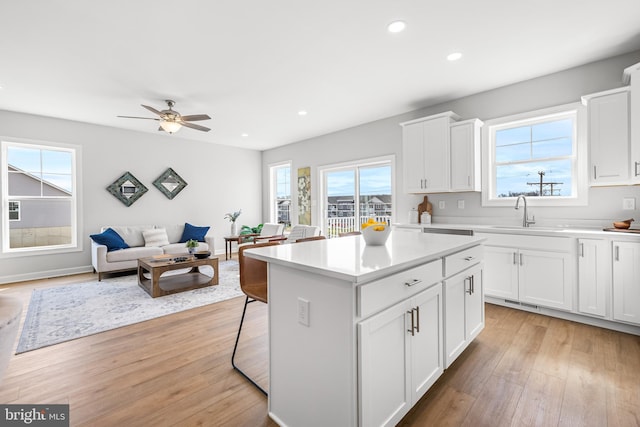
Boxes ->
[275,166,291,227]
[8,172,42,196]
[359,165,392,222]
[42,150,72,174]
[531,137,573,159]
[531,119,572,142]
[496,143,531,163]
[495,127,530,147]
[496,159,572,197]
[7,146,41,173]
[9,199,72,248]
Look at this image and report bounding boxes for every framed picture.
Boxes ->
[106,172,148,207]
[153,167,188,200]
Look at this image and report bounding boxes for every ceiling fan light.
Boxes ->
[160,120,182,134]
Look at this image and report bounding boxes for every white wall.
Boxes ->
[262,50,640,230]
[0,110,262,283]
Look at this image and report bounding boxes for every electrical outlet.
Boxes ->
[439,201,445,209]
[457,200,465,209]
[297,297,310,326]
[623,198,636,210]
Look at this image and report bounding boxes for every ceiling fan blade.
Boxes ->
[141,104,163,116]
[117,115,160,120]
[181,122,211,132]
[180,114,211,122]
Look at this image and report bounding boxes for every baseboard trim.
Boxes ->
[485,296,640,336]
[0,265,94,285]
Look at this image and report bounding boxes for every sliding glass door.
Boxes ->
[321,158,393,238]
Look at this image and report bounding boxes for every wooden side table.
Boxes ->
[224,236,240,260]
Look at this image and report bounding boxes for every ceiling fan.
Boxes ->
[117,100,211,134]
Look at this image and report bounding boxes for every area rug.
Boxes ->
[16,260,241,354]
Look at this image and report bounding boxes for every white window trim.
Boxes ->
[268,160,292,225]
[481,102,588,207]
[1,137,83,257]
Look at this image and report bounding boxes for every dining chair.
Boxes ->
[338,231,362,237]
[295,235,326,243]
[231,241,280,395]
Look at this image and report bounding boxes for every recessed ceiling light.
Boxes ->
[298,110,307,116]
[241,133,249,137]
[387,20,406,33]
[447,52,463,61]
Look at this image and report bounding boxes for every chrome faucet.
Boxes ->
[514,195,535,227]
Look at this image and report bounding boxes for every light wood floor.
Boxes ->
[1,269,639,427]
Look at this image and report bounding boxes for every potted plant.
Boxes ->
[185,239,199,254]
[224,209,242,236]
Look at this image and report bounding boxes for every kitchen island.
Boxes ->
[244,231,485,427]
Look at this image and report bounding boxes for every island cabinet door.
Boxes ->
[444,264,484,368]
[358,284,443,427]
[358,299,411,427]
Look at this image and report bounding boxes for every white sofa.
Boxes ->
[91,224,214,281]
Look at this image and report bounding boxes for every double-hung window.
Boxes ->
[482,103,587,206]
[1,140,80,254]
[269,162,292,228]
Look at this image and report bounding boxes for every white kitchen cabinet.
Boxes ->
[450,119,483,192]
[401,112,460,193]
[483,245,519,300]
[479,233,574,311]
[582,87,631,185]
[578,238,610,318]
[359,284,443,427]
[612,241,640,325]
[623,62,640,184]
[444,263,484,368]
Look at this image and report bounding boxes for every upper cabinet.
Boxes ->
[582,87,631,185]
[624,62,640,184]
[400,112,482,193]
[450,119,483,192]
[581,61,640,187]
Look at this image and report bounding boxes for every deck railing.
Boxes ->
[325,215,391,238]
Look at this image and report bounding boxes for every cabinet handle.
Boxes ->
[415,306,420,333]
[519,253,524,266]
[615,246,620,261]
[404,278,422,287]
[467,175,471,186]
[513,252,517,265]
[579,243,584,258]
[471,275,475,294]
[635,161,640,177]
[593,165,597,180]
[464,256,476,262]
[407,309,415,336]
[465,276,473,295]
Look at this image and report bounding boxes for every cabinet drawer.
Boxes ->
[444,245,483,277]
[358,259,443,319]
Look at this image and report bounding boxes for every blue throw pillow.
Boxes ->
[179,223,210,243]
[90,228,130,252]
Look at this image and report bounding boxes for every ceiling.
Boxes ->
[1,1,639,151]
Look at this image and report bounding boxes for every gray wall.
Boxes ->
[262,50,640,229]
[0,111,263,283]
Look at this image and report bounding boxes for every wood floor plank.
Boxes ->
[2,272,640,426]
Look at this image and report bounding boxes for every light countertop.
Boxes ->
[243,232,485,284]
[394,223,640,240]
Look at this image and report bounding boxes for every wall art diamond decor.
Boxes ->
[106,172,148,207]
[152,167,188,200]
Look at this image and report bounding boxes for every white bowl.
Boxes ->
[361,224,391,246]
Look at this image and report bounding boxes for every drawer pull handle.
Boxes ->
[404,279,422,287]
[465,277,472,295]
[464,256,475,262]
[415,306,420,333]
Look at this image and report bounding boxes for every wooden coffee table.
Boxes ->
[137,255,219,298]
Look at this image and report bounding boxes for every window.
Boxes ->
[320,156,395,238]
[482,103,587,206]
[269,162,291,228]
[2,140,79,253]
[8,201,20,221]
